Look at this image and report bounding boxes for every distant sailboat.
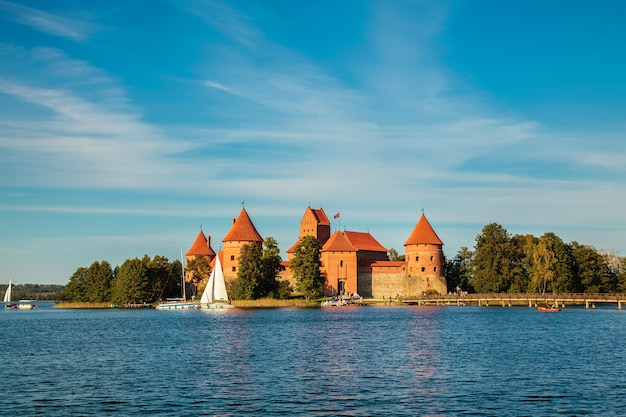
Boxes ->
[3,277,14,308]
[200,255,234,309]
[156,250,198,310]
[4,278,37,309]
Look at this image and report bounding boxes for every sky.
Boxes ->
[1,0,625,285]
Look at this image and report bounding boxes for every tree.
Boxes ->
[234,243,263,300]
[61,267,88,301]
[470,223,514,293]
[112,258,151,304]
[186,255,211,300]
[570,243,614,293]
[290,235,324,301]
[388,248,405,261]
[260,237,285,298]
[445,247,473,293]
[509,234,536,293]
[530,236,557,295]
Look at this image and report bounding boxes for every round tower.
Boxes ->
[404,213,446,294]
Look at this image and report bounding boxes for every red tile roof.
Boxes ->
[186,231,215,256]
[311,208,330,225]
[322,230,387,253]
[323,231,357,251]
[222,208,263,242]
[344,231,388,252]
[404,214,443,246]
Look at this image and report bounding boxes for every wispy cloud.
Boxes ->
[0,0,98,41]
[203,80,241,96]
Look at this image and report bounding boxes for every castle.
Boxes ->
[185,206,447,298]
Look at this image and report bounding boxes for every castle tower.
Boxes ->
[286,206,331,261]
[222,207,263,285]
[185,230,216,263]
[300,206,331,246]
[404,213,447,294]
[185,230,216,292]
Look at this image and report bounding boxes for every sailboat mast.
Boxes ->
[180,248,186,302]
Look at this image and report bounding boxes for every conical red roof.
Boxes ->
[404,214,443,246]
[186,231,215,256]
[222,208,263,242]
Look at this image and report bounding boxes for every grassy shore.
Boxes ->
[232,298,318,308]
[54,302,114,309]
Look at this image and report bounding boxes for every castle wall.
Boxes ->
[360,265,447,299]
[321,251,358,295]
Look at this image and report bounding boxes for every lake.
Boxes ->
[1,303,625,416]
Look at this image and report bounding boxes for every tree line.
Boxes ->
[445,223,626,294]
[1,283,64,301]
[59,236,327,304]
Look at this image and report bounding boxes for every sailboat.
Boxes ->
[156,250,198,310]
[3,278,36,309]
[200,255,234,309]
[4,277,15,309]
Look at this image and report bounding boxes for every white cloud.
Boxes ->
[0,0,99,41]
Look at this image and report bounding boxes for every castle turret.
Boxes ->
[222,207,263,285]
[404,213,447,294]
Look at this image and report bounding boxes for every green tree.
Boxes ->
[388,248,405,261]
[234,243,263,300]
[61,266,88,301]
[186,255,212,299]
[617,256,626,293]
[112,258,151,304]
[84,260,114,302]
[291,235,324,302]
[470,223,514,293]
[445,246,473,293]
[570,242,615,293]
[509,234,536,293]
[260,237,285,298]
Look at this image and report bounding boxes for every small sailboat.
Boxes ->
[4,277,15,308]
[156,250,198,310]
[3,278,37,309]
[200,255,234,309]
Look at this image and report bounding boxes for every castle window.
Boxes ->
[415,256,419,261]
[421,267,425,272]
[232,266,236,272]
[434,267,437,272]
[230,255,235,261]
[340,260,344,267]
[430,256,433,261]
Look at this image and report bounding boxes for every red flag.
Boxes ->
[334,212,340,219]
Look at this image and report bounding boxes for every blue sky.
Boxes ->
[1,0,625,285]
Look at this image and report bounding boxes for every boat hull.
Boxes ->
[201,303,235,309]
[537,307,561,312]
[155,302,198,310]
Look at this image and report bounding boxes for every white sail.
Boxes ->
[212,255,229,302]
[3,277,11,303]
[201,267,215,304]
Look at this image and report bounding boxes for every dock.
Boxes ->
[401,293,626,310]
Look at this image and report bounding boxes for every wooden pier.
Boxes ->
[405,293,626,310]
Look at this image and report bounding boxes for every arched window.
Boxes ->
[340,260,344,267]
[434,267,437,272]
[421,267,425,272]
[430,256,433,261]
[232,267,236,272]
[415,256,419,261]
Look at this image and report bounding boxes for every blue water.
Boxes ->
[1,304,625,416]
